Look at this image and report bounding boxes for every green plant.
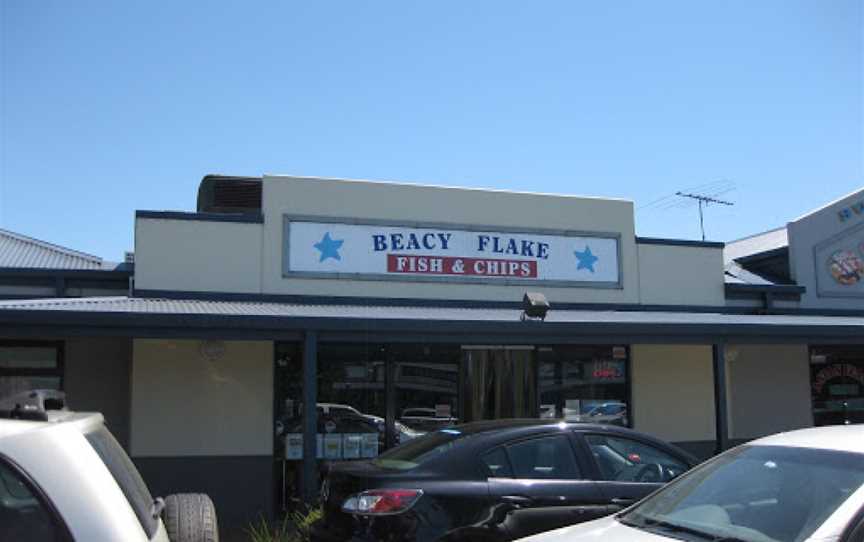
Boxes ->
[289,506,323,542]
[245,506,323,542]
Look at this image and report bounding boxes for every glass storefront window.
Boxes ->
[0,347,58,369]
[274,343,302,461]
[538,345,629,426]
[0,343,62,399]
[391,344,460,434]
[810,346,864,426]
[274,340,632,508]
[462,346,537,421]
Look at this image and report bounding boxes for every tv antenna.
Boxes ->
[675,191,734,241]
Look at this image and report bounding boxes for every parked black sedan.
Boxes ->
[311,419,697,542]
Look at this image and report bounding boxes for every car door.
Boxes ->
[578,432,690,511]
[484,433,611,540]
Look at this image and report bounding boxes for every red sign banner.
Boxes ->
[387,254,537,278]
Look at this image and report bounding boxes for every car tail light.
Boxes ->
[341,489,423,515]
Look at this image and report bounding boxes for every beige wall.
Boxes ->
[130,339,273,457]
[637,244,725,306]
[260,175,641,303]
[631,344,716,442]
[134,218,263,293]
[131,175,729,306]
[727,344,812,439]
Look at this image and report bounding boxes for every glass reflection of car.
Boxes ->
[276,403,423,447]
[582,402,628,426]
[311,419,695,542]
[399,407,458,432]
[518,424,864,542]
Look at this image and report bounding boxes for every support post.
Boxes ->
[302,331,318,504]
[385,356,396,450]
[712,343,729,455]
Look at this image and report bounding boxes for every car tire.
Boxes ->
[162,493,219,542]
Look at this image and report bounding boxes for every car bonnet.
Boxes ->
[516,515,674,541]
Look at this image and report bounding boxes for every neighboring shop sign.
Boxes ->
[812,363,864,396]
[814,222,864,297]
[284,218,621,285]
[837,197,864,223]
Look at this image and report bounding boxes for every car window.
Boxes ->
[372,428,467,470]
[86,427,158,538]
[481,447,513,478]
[585,434,687,483]
[622,445,864,542]
[846,506,864,542]
[0,459,67,542]
[504,435,581,480]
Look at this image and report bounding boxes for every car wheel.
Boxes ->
[162,493,219,542]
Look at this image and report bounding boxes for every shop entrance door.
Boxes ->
[461,346,537,422]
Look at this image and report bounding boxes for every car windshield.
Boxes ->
[620,445,864,542]
[371,428,466,470]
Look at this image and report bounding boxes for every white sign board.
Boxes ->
[284,433,303,460]
[285,219,620,285]
[361,433,379,458]
[323,434,342,459]
[342,434,362,459]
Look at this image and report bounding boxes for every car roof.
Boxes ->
[0,412,104,440]
[751,424,864,454]
[449,418,633,434]
[438,419,698,463]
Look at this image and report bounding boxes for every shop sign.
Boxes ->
[812,363,864,395]
[814,221,864,298]
[591,360,625,380]
[284,218,620,285]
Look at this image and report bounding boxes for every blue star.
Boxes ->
[314,232,344,262]
[574,245,599,273]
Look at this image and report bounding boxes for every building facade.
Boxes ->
[0,175,862,526]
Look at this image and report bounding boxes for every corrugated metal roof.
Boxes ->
[724,227,788,264]
[0,296,861,329]
[724,261,778,286]
[0,228,106,270]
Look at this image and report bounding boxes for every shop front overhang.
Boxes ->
[0,296,862,344]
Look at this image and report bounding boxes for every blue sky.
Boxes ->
[1,1,861,261]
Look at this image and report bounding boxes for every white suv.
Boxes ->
[0,390,218,542]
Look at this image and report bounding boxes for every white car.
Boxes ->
[0,389,217,542]
[519,425,864,542]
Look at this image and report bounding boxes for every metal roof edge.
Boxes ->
[734,246,789,264]
[724,283,805,295]
[135,210,264,224]
[262,174,635,205]
[726,226,787,245]
[0,228,103,264]
[0,267,132,278]
[635,237,724,249]
[0,308,862,344]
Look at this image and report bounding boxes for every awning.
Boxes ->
[0,296,861,344]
